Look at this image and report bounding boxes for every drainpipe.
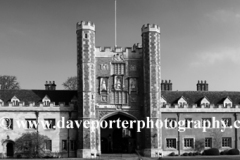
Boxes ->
[177,113,180,156]
[234,113,238,149]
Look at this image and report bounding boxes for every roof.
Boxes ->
[0,90,77,105]
[162,91,240,105]
[0,90,240,106]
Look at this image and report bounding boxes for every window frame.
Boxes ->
[183,138,194,149]
[25,119,37,130]
[222,137,231,148]
[202,118,212,128]
[222,118,232,127]
[205,137,212,148]
[45,140,52,151]
[185,118,193,128]
[44,119,56,130]
[166,118,177,129]
[62,140,67,151]
[166,138,177,149]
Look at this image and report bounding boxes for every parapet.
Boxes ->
[76,21,95,31]
[95,46,133,53]
[141,23,160,33]
[161,103,240,113]
[132,43,142,52]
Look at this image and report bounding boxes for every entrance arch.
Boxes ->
[100,111,138,154]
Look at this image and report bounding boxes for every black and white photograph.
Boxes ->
[0,0,240,160]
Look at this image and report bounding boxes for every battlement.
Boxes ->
[0,101,75,111]
[161,103,240,112]
[141,23,160,33]
[95,46,139,53]
[76,21,95,31]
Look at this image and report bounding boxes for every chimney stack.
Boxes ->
[45,81,56,90]
[161,80,173,91]
[197,80,208,91]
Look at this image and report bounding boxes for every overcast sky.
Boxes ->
[0,0,240,91]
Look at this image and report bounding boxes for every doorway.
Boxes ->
[6,142,14,157]
[100,113,137,154]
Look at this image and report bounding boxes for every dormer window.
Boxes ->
[201,97,210,108]
[178,96,187,108]
[42,95,51,106]
[223,97,232,108]
[11,96,20,106]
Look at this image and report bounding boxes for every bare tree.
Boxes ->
[62,76,77,90]
[209,129,223,149]
[0,75,20,90]
[14,132,51,158]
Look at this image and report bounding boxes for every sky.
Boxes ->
[0,0,240,91]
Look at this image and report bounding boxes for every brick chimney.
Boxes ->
[45,81,56,90]
[161,80,172,91]
[197,80,208,91]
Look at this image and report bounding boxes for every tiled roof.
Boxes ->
[0,90,77,105]
[0,90,239,106]
[162,91,240,105]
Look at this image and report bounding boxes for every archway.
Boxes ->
[100,112,138,154]
[6,142,14,157]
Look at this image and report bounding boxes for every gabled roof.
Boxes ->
[11,95,19,101]
[223,96,232,103]
[0,90,77,105]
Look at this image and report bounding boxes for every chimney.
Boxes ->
[165,80,168,91]
[161,80,164,91]
[161,80,172,91]
[45,81,49,90]
[45,81,56,90]
[51,81,56,90]
[197,80,208,91]
[169,80,172,91]
[204,80,208,91]
[197,80,200,91]
[201,81,204,91]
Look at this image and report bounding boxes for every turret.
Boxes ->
[142,23,161,156]
[76,21,96,158]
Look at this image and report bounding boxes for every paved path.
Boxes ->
[2,155,240,160]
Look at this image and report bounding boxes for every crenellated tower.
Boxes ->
[142,23,162,156]
[76,21,97,158]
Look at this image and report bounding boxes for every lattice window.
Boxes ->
[222,137,231,147]
[112,63,125,75]
[205,138,212,148]
[185,118,193,128]
[222,118,232,127]
[167,118,177,128]
[184,138,194,148]
[166,139,177,149]
[202,118,212,127]
[112,92,127,104]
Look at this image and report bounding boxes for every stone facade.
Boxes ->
[1,21,240,158]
